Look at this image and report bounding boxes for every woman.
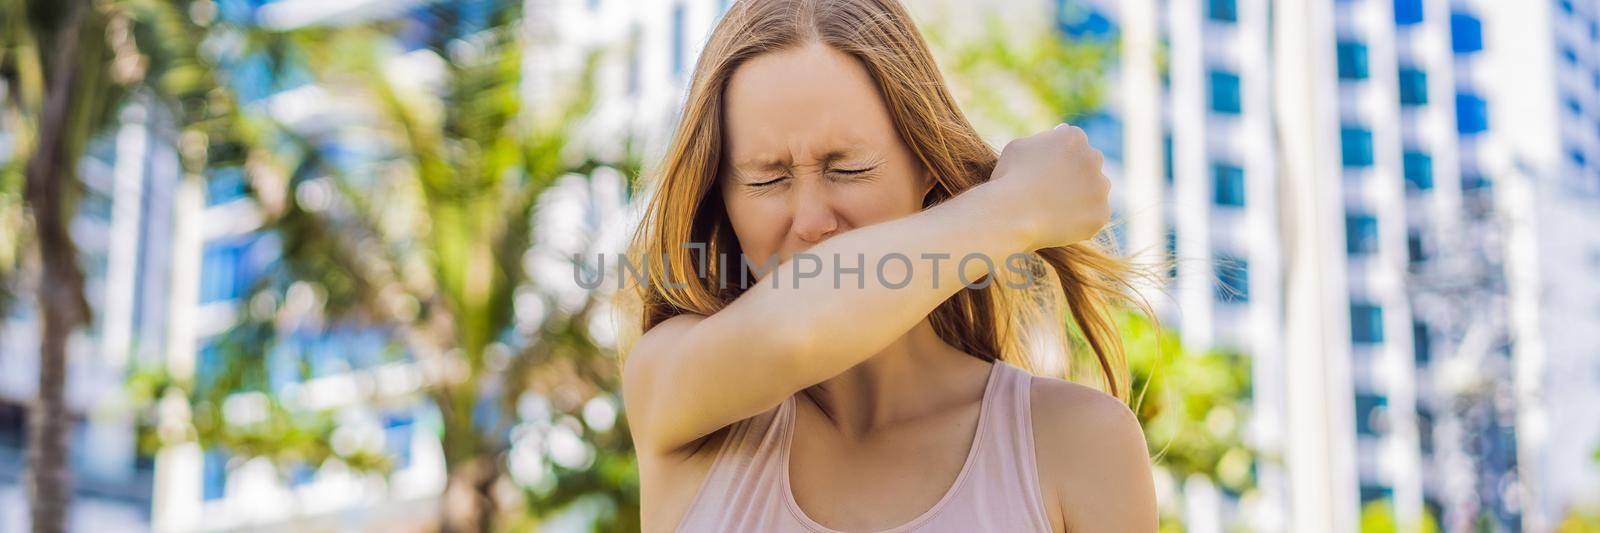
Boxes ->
[621,0,1158,531]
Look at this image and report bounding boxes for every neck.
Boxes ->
[800,319,990,438]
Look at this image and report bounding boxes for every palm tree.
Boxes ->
[3,0,285,530]
[2,1,122,530]
[180,2,633,529]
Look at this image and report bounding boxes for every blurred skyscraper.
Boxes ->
[1085,0,1600,530]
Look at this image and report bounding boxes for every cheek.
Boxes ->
[722,194,787,258]
[837,175,926,224]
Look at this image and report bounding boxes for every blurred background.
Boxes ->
[0,0,1597,531]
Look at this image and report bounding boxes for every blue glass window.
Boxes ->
[1572,147,1588,169]
[1215,255,1249,303]
[1163,134,1174,184]
[1213,163,1246,206]
[1079,112,1124,162]
[1394,0,1423,25]
[671,4,686,76]
[290,463,316,486]
[1346,213,1379,255]
[1360,483,1395,503]
[1451,12,1482,54]
[1210,70,1242,114]
[1398,67,1428,106]
[1337,41,1369,80]
[1456,93,1488,134]
[1164,227,1178,279]
[1407,230,1427,264]
[1563,46,1580,66]
[446,0,493,39]
[1354,393,1388,436]
[1351,303,1385,344]
[1413,321,1431,365]
[200,240,249,303]
[385,413,415,470]
[203,450,228,501]
[1057,1,1118,41]
[206,167,249,206]
[1403,150,1434,190]
[1209,0,1237,22]
[197,338,224,393]
[1341,126,1374,167]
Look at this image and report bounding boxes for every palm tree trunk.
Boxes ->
[22,2,92,532]
[440,453,501,533]
[436,384,500,533]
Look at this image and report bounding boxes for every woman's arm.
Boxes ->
[623,125,1109,455]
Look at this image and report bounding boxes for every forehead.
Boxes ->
[721,42,900,165]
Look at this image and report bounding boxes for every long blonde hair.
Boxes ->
[624,0,1139,399]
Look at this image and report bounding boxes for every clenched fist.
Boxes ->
[988,123,1112,251]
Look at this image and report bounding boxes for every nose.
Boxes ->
[791,183,839,244]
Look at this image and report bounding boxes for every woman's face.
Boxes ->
[719,42,933,265]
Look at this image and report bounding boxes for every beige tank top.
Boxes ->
[675,360,1053,532]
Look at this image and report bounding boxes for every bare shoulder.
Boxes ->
[1028,376,1143,443]
[1028,376,1158,532]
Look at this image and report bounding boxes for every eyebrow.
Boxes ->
[732,150,860,175]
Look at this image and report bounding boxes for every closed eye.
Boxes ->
[828,163,880,177]
[749,176,788,187]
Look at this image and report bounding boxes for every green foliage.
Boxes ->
[124,323,404,483]
[1554,447,1600,532]
[1559,508,1600,533]
[1360,500,1442,533]
[1122,312,1257,494]
[928,13,1115,139]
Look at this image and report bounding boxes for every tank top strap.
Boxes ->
[675,397,795,531]
[966,360,1054,530]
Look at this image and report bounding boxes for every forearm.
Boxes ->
[710,180,1034,384]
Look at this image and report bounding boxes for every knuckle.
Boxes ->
[1093,174,1112,194]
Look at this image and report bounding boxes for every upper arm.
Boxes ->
[622,314,697,453]
[1030,378,1158,533]
[621,312,807,456]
